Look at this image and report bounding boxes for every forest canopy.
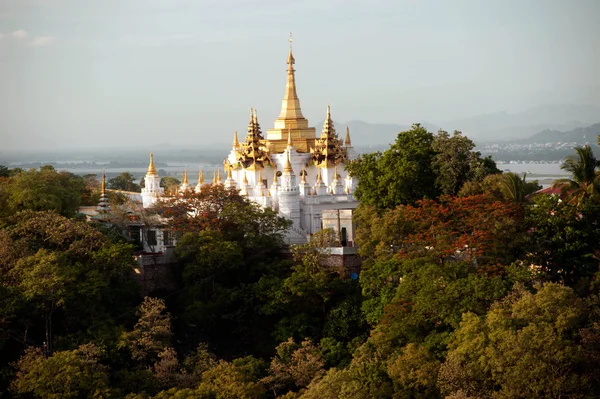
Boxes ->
[0,126,599,398]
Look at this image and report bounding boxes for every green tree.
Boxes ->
[122,297,173,363]
[496,172,540,202]
[3,166,85,217]
[108,172,141,192]
[160,176,181,195]
[0,210,139,386]
[161,185,291,357]
[553,144,600,203]
[439,283,598,399]
[432,130,500,196]
[259,230,367,350]
[11,343,112,399]
[13,250,71,355]
[262,338,325,396]
[347,124,438,209]
[525,194,600,286]
[386,343,441,399]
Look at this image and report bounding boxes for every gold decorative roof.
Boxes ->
[237,109,273,170]
[101,170,106,194]
[310,105,348,168]
[147,153,158,175]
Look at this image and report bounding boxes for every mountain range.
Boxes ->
[517,123,600,145]
[330,103,600,148]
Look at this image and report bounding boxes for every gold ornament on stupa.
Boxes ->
[147,153,158,175]
[237,108,273,170]
[310,105,348,168]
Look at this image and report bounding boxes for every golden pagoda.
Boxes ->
[311,105,348,167]
[265,34,317,153]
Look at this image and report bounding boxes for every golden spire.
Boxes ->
[278,33,305,121]
[258,170,263,184]
[333,164,338,181]
[101,170,106,194]
[212,170,217,185]
[253,109,258,125]
[198,169,204,184]
[273,168,278,183]
[227,167,233,179]
[316,168,322,182]
[217,168,221,183]
[345,126,352,146]
[287,128,293,147]
[233,130,239,148]
[243,171,248,185]
[284,148,293,173]
[147,153,158,175]
[182,169,188,185]
[301,170,306,183]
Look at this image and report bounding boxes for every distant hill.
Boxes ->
[448,104,600,142]
[519,123,600,144]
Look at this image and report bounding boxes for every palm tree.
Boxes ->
[499,172,528,202]
[553,144,600,203]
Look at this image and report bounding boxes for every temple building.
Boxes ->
[139,41,359,245]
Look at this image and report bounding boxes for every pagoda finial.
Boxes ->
[212,170,217,185]
[316,168,322,182]
[287,128,293,147]
[258,170,263,184]
[198,169,204,184]
[253,108,258,124]
[345,126,352,146]
[233,130,239,148]
[227,167,233,179]
[147,153,158,175]
[273,168,279,183]
[287,32,295,67]
[278,34,304,121]
[101,169,106,194]
[249,108,254,123]
[182,169,188,185]
[217,168,221,183]
[284,148,293,173]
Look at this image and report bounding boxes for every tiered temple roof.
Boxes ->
[311,105,348,167]
[234,109,273,170]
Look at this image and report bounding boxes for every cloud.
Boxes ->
[0,29,56,46]
[9,29,28,38]
[28,36,55,46]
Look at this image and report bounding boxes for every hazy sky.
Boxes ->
[1,0,599,150]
